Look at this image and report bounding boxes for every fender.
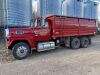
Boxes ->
[6,35,35,49]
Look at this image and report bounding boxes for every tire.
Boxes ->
[70,38,80,49]
[12,42,30,60]
[80,37,89,48]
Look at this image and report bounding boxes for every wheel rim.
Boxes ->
[16,46,28,58]
[75,41,79,46]
[72,39,80,48]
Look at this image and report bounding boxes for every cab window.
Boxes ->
[37,19,42,27]
[36,19,49,27]
[44,20,49,27]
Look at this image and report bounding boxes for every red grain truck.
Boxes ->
[5,15,96,60]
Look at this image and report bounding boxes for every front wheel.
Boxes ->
[12,42,30,60]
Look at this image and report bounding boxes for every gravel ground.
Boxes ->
[0,35,100,75]
[0,39,15,63]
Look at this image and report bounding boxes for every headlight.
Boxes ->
[15,31,24,34]
[5,29,9,37]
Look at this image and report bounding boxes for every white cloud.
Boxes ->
[32,0,37,13]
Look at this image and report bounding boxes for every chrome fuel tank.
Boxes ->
[37,42,55,52]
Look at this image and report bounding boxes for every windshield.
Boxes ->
[30,18,48,27]
[30,19,36,27]
[37,19,48,27]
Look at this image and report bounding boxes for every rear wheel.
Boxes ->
[12,42,30,60]
[70,38,80,49]
[80,37,89,48]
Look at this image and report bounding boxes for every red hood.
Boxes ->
[8,28,34,36]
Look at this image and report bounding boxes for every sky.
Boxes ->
[32,0,37,12]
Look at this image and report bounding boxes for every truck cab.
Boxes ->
[5,17,54,60]
[30,18,51,42]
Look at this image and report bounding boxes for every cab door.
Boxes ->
[34,19,51,42]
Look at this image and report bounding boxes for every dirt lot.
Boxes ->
[0,35,100,75]
[0,39,15,63]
